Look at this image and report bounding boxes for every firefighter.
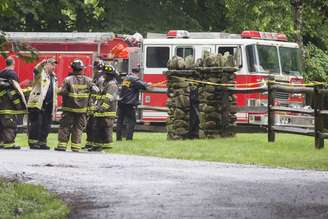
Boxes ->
[85,59,104,150]
[55,59,99,152]
[91,63,118,151]
[27,58,58,149]
[116,68,151,141]
[0,57,27,149]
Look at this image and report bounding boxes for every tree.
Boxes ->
[97,0,203,34]
[0,0,38,60]
[175,0,227,31]
[225,0,294,36]
[303,43,328,83]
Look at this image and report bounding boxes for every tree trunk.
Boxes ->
[290,0,305,64]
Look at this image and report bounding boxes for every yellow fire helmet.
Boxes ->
[102,64,115,74]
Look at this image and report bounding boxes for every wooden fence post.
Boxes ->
[314,85,324,149]
[268,81,275,142]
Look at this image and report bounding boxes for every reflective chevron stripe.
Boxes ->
[62,107,88,113]
[94,112,116,117]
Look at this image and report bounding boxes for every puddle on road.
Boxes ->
[100,165,124,169]
[30,164,78,168]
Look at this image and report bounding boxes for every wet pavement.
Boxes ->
[1,149,328,219]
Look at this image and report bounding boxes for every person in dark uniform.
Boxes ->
[27,58,58,150]
[0,57,19,81]
[116,68,151,141]
[0,57,27,149]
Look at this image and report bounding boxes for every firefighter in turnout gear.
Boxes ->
[56,59,99,152]
[0,57,27,149]
[27,58,58,149]
[90,63,118,151]
[116,68,151,141]
[85,59,104,150]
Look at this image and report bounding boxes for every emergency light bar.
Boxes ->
[241,31,288,41]
[167,30,190,38]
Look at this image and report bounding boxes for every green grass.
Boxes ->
[16,133,328,171]
[0,179,69,219]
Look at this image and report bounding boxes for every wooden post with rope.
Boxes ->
[267,80,275,142]
[314,85,324,149]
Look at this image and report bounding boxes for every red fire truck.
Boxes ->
[0,30,305,125]
[140,30,305,125]
[0,32,135,116]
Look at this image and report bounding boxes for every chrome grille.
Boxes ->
[275,92,289,100]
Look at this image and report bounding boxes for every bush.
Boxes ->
[303,43,328,83]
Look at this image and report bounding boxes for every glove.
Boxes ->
[90,85,100,94]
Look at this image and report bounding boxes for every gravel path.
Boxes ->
[1,149,328,219]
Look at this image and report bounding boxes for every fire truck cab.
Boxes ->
[140,30,304,125]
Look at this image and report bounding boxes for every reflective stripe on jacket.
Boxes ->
[94,75,118,118]
[0,78,27,115]
[27,64,58,115]
[60,73,95,113]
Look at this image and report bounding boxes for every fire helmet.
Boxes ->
[93,59,104,70]
[71,59,85,71]
[102,64,115,74]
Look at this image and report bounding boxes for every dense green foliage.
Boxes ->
[1,0,328,80]
[0,179,69,219]
[304,43,328,83]
[16,133,328,170]
[0,1,326,46]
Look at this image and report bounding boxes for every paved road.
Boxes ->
[1,149,328,219]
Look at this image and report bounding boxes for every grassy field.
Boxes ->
[0,179,69,219]
[16,132,328,171]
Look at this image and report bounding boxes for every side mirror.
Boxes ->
[234,46,242,68]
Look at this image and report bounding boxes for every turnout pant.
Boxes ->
[57,112,87,150]
[116,102,136,140]
[86,116,96,147]
[28,108,52,146]
[93,117,114,149]
[0,115,17,148]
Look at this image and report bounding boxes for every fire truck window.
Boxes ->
[246,45,256,73]
[218,47,235,56]
[257,45,280,74]
[146,47,170,68]
[279,47,301,76]
[122,59,129,74]
[176,47,194,59]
